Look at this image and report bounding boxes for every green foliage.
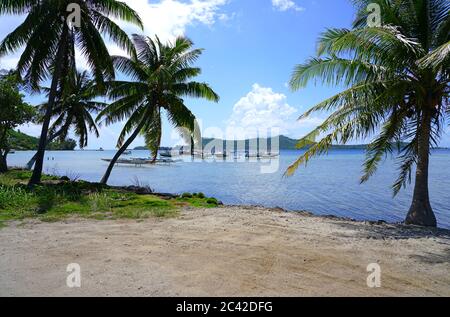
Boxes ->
[0,170,221,227]
[176,193,219,208]
[38,70,107,149]
[206,198,219,206]
[0,0,143,182]
[196,192,206,199]
[96,35,219,169]
[287,0,450,197]
[46,138,77,151]
[88,192,113,213]
[0,0,143,90]
[0,70,35,155]
[8,130,38,150]
[8,130,77,151]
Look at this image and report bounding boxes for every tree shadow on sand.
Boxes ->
[332,220,450,240]
[330,221,450,264]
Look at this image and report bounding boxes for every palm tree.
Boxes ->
[26,70,106,170]
[0,0,143,186]
[97,35,219,184]
[286,0,449,227]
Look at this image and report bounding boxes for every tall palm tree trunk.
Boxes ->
[405,109,437,227]
[25,129,64,170]
[0,127,8,173]
[100,119,147,185]
[28,26,69,186]
[0,151,8,173]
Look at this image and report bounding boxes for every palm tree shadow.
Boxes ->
[332,221,450,264]
[333,221,450,240]
[410,249,450,264]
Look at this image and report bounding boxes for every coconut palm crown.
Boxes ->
[97,35,219,184]
[287,0,449,227]
[0,0,143,185]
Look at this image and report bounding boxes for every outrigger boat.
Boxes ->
[159,151,173,158]
[101,157,181,166]
[260,153,280,159]
[245,152,259,158]
[215,152,228,159]
[245,152,279,159]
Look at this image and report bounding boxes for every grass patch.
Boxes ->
[176,193,220,208]
[0,169,59,184]
[0,170,220,228]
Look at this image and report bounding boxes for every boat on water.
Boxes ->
[9,149,16,154]
[123,150,132,155]
[101,157,181,166]
[159,151,173,158]
[245,152,279,159]
[191,152,204,158]
[215,152,228,159]
[245,152,259,158]
[260,153,280,159]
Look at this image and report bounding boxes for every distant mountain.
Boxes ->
[134,135,371,151]
[9,130,77,151]
[136,135,448,152]
[201,135,375,151]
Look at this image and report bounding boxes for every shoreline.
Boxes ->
[3,167,450,231]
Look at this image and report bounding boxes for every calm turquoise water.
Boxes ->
[7,149,450,228]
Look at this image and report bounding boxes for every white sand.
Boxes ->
[0,206,449,297]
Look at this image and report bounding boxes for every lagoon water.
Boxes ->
[7,149,450,228]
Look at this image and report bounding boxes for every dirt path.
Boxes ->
[1,206,449,297]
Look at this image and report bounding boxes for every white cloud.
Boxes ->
[71,0,231,71]
[0,54,20,70]
[228,84,297,136]
[272,0,304,12]
[227,84,323,139]
[95,0,230,64]
[1,1,230,70]
[117,0,229,42]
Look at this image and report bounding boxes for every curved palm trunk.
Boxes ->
[405,110,437,227]
[0,127,9,173]
[25,129,64,170]
[100,119,148,185]
[0,151,8,173]
[28,26,69,186]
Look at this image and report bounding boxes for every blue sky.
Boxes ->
[1,0,447,149]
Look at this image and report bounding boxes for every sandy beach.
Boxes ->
[0,206,449,297]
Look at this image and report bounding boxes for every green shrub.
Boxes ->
[182,192,193,198]
[88,192,113,213]
[0,185,35,209]
[206,198,218,206]
[34,186,56,213]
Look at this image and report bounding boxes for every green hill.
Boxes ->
[135,135,370,151]
[9,130,77,151]
[135,135,449,152]
[201,135,372,151]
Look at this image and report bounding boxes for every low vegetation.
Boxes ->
[0,170,220,228]
[9,130,77,151]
